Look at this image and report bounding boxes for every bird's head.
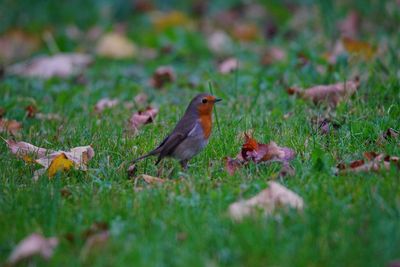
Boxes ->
[190,93,222,116]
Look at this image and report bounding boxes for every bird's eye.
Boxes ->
[202,98,208,104]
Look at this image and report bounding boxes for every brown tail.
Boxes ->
[131,150,159,164]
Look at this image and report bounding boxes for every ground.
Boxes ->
[0,1,399,266]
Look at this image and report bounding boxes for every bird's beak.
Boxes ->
[214,98,222,103]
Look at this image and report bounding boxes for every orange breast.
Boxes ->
[199,114,212,139]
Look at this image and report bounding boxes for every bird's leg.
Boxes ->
[179,159,189,170]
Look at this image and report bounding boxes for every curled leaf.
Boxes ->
[7,53,92,79]
[225,133,295,175]
[0,118,22,135]
[288,77,360,107]
[94,98,119,114]
[128,106,158,132]
[218,58,239,74]
[4,139,94,180]
[7,233,58,265]
[150,66,176,89]
[338,152,399,174]
[229,181,304,221]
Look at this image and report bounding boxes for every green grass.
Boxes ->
[1,1,400,266]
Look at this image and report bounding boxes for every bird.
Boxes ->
[131,93,222,169]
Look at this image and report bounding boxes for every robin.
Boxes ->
[132,93,222,169]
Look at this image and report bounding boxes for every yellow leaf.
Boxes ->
[151,11,191,31]
[96,33,136,59]
[342,37,375,59]
[47,153,74,178]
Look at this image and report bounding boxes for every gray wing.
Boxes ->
[155,113,198,164]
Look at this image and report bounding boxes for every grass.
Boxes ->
[1,1,400,266]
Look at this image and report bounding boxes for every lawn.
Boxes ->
[0,1,399,266]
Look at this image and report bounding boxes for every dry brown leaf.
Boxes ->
[94,98,119,114]
[136,174,166,185]
[80,222,110,260]
[338,152,399,174]
[151,11,192,31]
[25,105,38,118]
[8,53,92,79]
[287,77,360,107]
[241,134,295,163]
[377,128,399,145]
[229,181,304,221]
[232,23,259,41]
[150,66,176,88]
[96,32,137,59]
[225,134,295,175]
[0,30,40,63]
[128,106,158,133]
[4,139,50,160]
[7,233,58,265]
[218,58,239,74]
[0,119,22,135]
[261,47,287,65]
[4,139,94,180]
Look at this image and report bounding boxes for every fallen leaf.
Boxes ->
[7,53,92,79]
[128,106,158,133]
[134,93,149,106]
[96,32,137,59]
[25,105,38,118]
[377,128,399,145]
[82,222,109,240]
[225,155,245,176]
[241,134,295,163]
[207,31,233,55]
[4,139,50,160]
[261,47,287,65]
[232,23,259,41]
[287,77,360,107]
[136,174,166,185]
[225,133,295,175]
[342,37,375,59]
[47,153,74,178]
[218,58,239,74]
[0,30,40,63]
[151,11,192,31]
[7,233,58,265]
[80,222,110,260]
[0,118,22,135]
[228,181,304,220]
[338,11,360,38]
[150,66,176,88]
[94,98,119,114]
[4,139,94,180]
[338,152,399,174]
